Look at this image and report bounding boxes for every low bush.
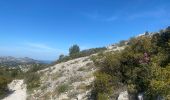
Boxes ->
[24,64,45,91]
[0,76,12,99]
[25,72,40,91]
[0,66,23,98]
[92,27,170,99]
[55,47,106,63]
[56,83,70,94]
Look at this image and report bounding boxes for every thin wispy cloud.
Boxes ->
[82,7,170,22]
[82,12,118,22]
[24,42,66,54]
[127,8,168,20]
[25,43,57,52]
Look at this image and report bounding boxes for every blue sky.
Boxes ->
[0,0,170,60]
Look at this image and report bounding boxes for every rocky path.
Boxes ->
[3,80,27,100]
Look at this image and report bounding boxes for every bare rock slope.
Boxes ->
[28,56,96,100]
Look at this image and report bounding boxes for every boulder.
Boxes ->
[117,91,129,100]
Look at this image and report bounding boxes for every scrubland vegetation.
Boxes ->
[0,64,47,98]
[24,64,47,91]
[56,45,106,63]
[92,27,170,100]
[0,66,24,99]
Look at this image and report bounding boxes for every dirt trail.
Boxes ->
[3,80,27,100]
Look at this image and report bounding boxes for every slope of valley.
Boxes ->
[25,45,126,100]
[28,56,96,100]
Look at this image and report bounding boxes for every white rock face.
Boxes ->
[3,80,27,100]
[117,91,129,100]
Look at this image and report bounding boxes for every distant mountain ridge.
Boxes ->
[0,56,45,67]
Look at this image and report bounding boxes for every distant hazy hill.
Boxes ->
[0,56,46,67]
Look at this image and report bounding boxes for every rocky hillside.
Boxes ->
[27,56,96,100]
[24,42,128,100]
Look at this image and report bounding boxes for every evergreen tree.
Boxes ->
[69,44,80,56]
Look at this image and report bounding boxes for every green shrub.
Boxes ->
[56,47,106,63]
[92,27,170,99]
[97,93,109,100]
[69,44,80,56]
[0,66,23,98]
[57,84,70,94]
[24,64,47,91]
[25,72,40,91]
[94,72,113,93]
[0,76,12,99]
[77,67,86,71]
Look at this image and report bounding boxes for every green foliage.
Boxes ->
[56,47,106,63]
[77,67,86,71]
[56,55,72,63]
[0,62,46,98]
[127,84,137,94]
[24,64,45,91]
[118,40,127,47]
[25,72,40,91]
[56,84,70,94]
[27,64,46,73]
[58,54,65,60]
[0,67,23,79]
[0,76,12,99]
[97,93,109,100]
[92,26,170,99]
[148,64,170,99]
[94,72,113,93]
[69,44,80,56]
[0,67,23,98]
